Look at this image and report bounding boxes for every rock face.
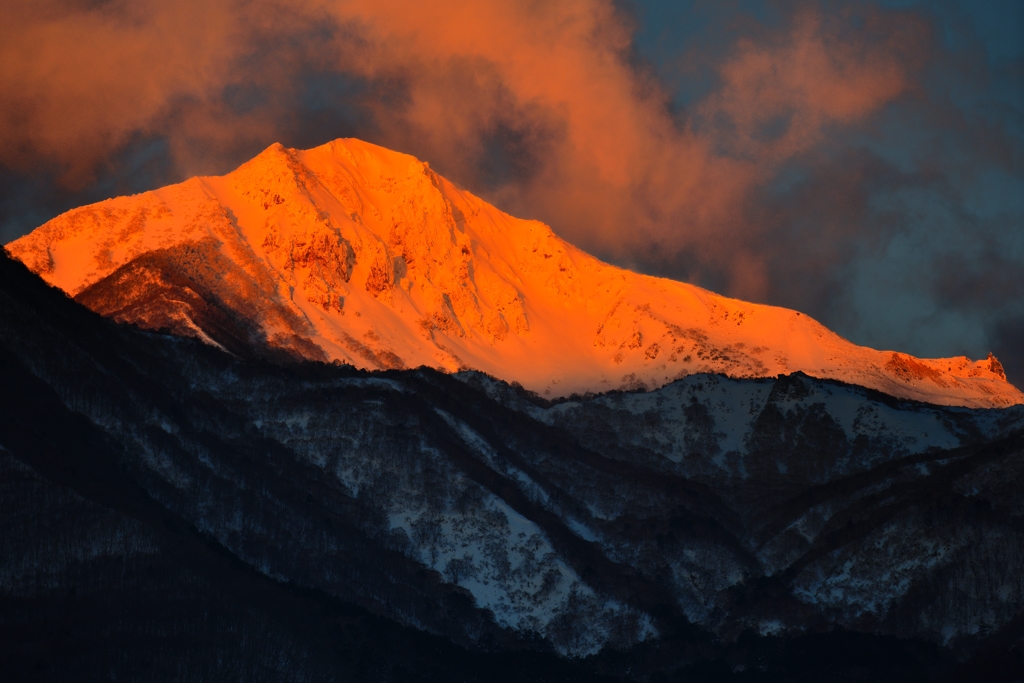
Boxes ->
[6,138,1022,408]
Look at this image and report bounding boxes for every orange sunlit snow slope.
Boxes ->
[7,139,1021,408]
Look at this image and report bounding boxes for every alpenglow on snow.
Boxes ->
[7,138,1020,408]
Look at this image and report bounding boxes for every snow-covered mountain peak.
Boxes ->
[6,138,1022,408]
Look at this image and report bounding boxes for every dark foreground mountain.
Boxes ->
[2,248,1023,681]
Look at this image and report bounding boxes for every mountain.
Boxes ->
[2,243,1023,681]
[6,138,1020,409]
[5,138,1024,680]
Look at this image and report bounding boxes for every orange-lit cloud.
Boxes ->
[1,0,237,185]
[1,0,929,303]
[696,9,926,160]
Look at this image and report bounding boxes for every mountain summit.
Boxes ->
[7,139,1020,408]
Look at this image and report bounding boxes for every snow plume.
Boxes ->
[2,0,1022,382]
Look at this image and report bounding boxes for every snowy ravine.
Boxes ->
[252,391,655,655]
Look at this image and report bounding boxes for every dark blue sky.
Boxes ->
[2,0,1022,382]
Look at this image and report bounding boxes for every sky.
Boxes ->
[2,0,1022,384]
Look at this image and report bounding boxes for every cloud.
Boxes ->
[0,1,923,248]
[693,8,926,161]
[1,0,234,185]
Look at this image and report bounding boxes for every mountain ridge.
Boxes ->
[7,138,1020,408]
